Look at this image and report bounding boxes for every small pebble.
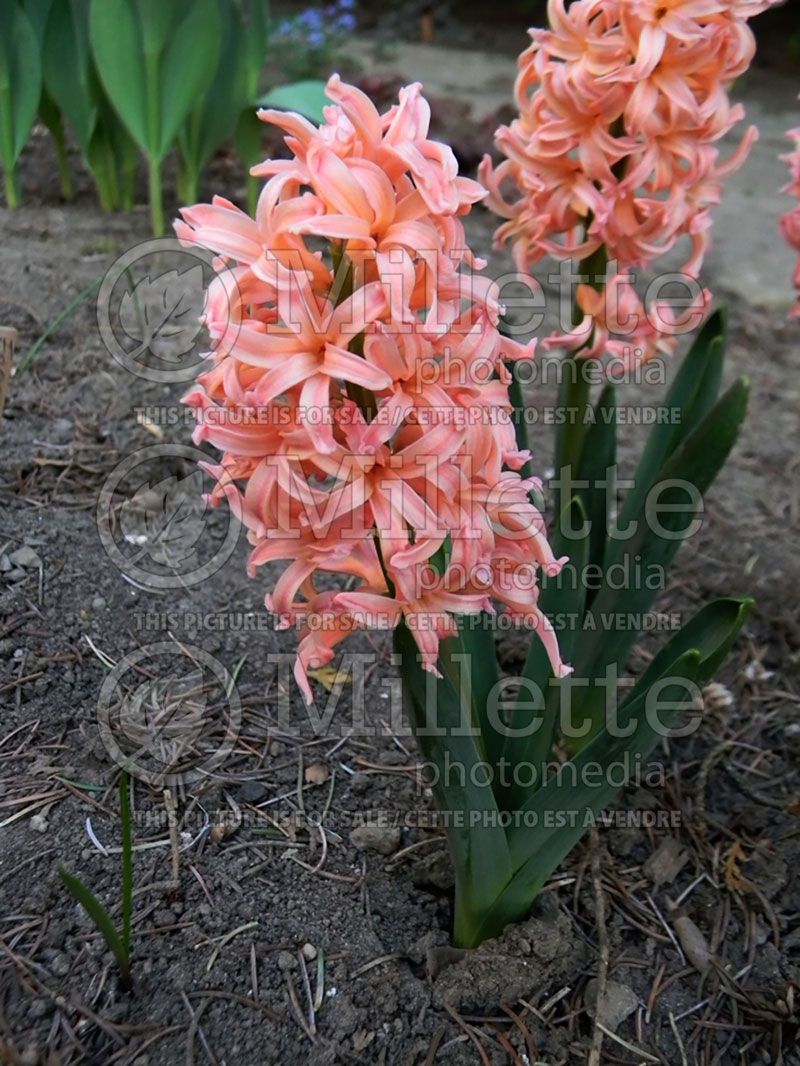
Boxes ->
[92,595,107,610]
[9,546,41,569]
[49,952,71,978]
[277,950,297,972]
[30,814,48,834]
[350,825,401,856]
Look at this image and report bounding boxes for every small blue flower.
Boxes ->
[336,12,356,31]
[338,0,356,9]
[299,8,323,29]
[307,28,325,47]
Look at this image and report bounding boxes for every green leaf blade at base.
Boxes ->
[59,867,130,982]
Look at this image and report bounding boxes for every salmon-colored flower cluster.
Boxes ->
[481,0,780,365]
[780,120,800,318]
[176,76,570,701]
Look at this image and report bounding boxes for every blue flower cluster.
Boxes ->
[275,0,356,51]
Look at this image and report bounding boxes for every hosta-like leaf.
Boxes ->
[259,80,329,123]
[44,0,96,151]
[89,0,148,149]
[159,0,221,155]
[0,4,41,163]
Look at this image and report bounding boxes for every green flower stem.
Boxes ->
[554,244,608,517]
[148,156,164,236]
[145,46,164,235]
[3,164,20,209]
[53,131,73,201]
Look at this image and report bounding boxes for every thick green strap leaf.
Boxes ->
[575,382,616,575]
[575,376,749,692]
[494,498,590,811]
[467,596,748,942]
[619,597,752,711]
[452,614,503,772]
[610,310,726,559]
[394,623,512,945]
[259,80,329,123]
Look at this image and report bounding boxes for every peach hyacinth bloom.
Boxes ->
[481,0,781,366]
[780,119,800,318]
[176,76,569,702]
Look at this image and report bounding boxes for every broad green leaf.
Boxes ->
[450,613,502,772]
[90,0,220,160]
[239,0,271,97]
[59,867,130,980]
[259,79,328,123]
[135,0,176,56]
[89,0,148,149]
[44,0,97,152]
[21,0,56,41]
[394,622,512,947]
[159,0,221,155]
[0,4,41,161]
[177,0,250,202]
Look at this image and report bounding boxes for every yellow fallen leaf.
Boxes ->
[307,665,351,691]
[724,840,753,893]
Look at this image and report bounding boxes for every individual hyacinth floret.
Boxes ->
[176,76,570,701]
[780,118,800,318]
[480,0,783,366]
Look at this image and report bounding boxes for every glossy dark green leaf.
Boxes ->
[575,376,749,696]
[495,497,590,811]
[610,310,726,559]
